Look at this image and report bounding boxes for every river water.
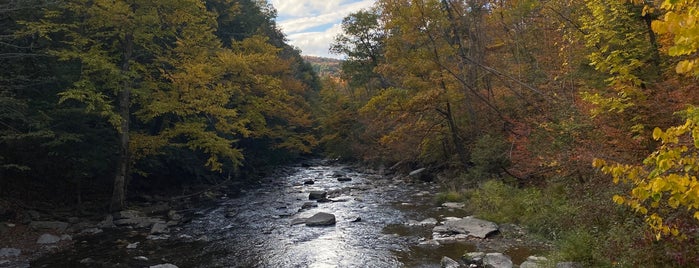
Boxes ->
[32,161,540,267]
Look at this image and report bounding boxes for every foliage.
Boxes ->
[651,0,699,76]
[579,0,658,116]
[594,106,699,239]
[467,180,575,238]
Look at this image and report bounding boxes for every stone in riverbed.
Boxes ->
[434,216,499,239]
[303,179,315,185]
[0,248,21,257]
[36,233,61,244]
[305,212,336,226]
[308,191,327,200]
[484,253,513,268]
[337,177,352,182]
[440,256,461,268]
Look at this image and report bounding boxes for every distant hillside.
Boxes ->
[303,56,342,78]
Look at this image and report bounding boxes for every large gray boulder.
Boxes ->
[484,253,513,268]
[434,216,499,239]
[305,212,336,226]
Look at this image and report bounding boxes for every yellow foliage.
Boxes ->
[596,106,699,239]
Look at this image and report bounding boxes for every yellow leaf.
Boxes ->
[652,127,664,140]
[613,195,625,205]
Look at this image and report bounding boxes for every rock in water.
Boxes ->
[337,177,352,182]
[303,179,315,185]
[305,212,336,226]
[308,191,327,200]
[440,256,460,268]
[484,253,513,268]
[436,216,499,239]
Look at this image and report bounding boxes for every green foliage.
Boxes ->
[580,0,657,116]
[467,134,511,178]
[434,190,467,204]
[467,180,575,239]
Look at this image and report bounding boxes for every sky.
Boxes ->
[270,0,376,59]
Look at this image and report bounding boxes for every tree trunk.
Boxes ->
[110,33,133,212]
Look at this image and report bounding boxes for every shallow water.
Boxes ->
[32,161,541,267]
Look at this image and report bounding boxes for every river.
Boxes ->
[31,160,541,267]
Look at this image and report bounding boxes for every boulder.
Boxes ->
[308,191,327,200]
[303,180,315,185]
[305,212,336,226]
[0,248,21,258]
[484,253,513,268]
[440,256,461,268]
[434,216,499,239]
[29,221,69,232]
[36,233,61,244]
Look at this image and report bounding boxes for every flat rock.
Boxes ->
[0,248,21,257]
[305,212,336,226]
[303,180,315,185]
[435,216,499,239]
[36,233,61,244]
[337,177,352,182]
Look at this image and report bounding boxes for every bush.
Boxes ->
[467,180,575,239]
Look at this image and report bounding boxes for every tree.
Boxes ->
[25,0,240,211]
[595,0,699,240]
[330,9,388,98]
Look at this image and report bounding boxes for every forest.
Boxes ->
[2,0,699,266]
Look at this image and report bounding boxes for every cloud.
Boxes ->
[286,24,344,58]
[272,0,375,59]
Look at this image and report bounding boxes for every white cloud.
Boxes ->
[286,23,344,58]
[272,0,375,58]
